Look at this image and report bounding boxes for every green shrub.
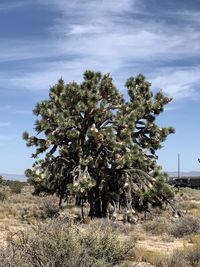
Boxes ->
[9,181,23,194]
[0,178,27,194]
[0,219,134,267]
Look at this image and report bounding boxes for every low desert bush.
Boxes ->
[156,250,188,267]
[156,244,200,267]
[168,215,200,237]
[190,233,200,245]
[135,247,164,266]
[142,218,169,235]
[161,233,174,242]
[0,191,7,202]
[189,208,200,218]
[9,181,24,194]
[179,200,200,210]
[6,206,19,217]
[185,245,200,267]
[39,196,60,219]
[0,219,134,267]
[88,218,132,235]
[178,188,200,201]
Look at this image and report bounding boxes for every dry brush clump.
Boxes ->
[156,250,188,267]
[189,233,200,245]
[135,247,165,266]
[0,190,7,202]
[156,244,200,267]
[142,217,170,235]
[168,215,200,238]
[38,195,60,219]
[142,214,200,238]
[177,193,200,219]
[0,219,135,267]
[179,201,200,211]
[177,188,200,202]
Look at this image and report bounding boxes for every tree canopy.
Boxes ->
[23,71,175,219]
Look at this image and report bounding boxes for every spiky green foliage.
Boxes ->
[23,71,175,217]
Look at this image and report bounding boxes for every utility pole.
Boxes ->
[178,153,180,179]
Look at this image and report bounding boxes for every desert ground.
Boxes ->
[0,185,200,267]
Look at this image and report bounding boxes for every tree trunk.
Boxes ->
[94,187,102,217]
[94,199,101,217]
[76,197,82,206]
[88,191,95,217]
[101,197,108,217]
[88,188,102,217]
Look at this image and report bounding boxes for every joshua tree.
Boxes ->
[23,71,175,218]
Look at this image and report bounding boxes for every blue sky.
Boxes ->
[0,0,200,174]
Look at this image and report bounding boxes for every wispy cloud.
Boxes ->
[164,106,177,112]
[0,0,200,100]
[38,0,135,16]
[0,105,31,115]
[0,122,10,127]
[0,40,58,63]
[0,1,31,12]
[151,67,200,99]
[14,109,32,115]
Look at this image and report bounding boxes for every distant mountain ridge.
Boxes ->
[0,173,26,181]
[167,171,200,177]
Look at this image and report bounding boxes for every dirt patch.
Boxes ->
[137,235,190,254]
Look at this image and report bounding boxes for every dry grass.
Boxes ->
[0,185,199,266]
[178,198,200,219]
[156,244,200,267]
[188,208,200,218]
[177,188,200,201]
[179,200,200,210]
[142,217,170,235]
[189,233,200,245]
[135,247,164,266]
[168,215,200,237]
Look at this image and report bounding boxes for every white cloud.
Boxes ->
[0,40,58,62]
[3,60,98,91]
[1,0,200,100]
[164,106,177,111]
[68,24,105,35]
[151,68,200,99]
[37,0,135,15]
